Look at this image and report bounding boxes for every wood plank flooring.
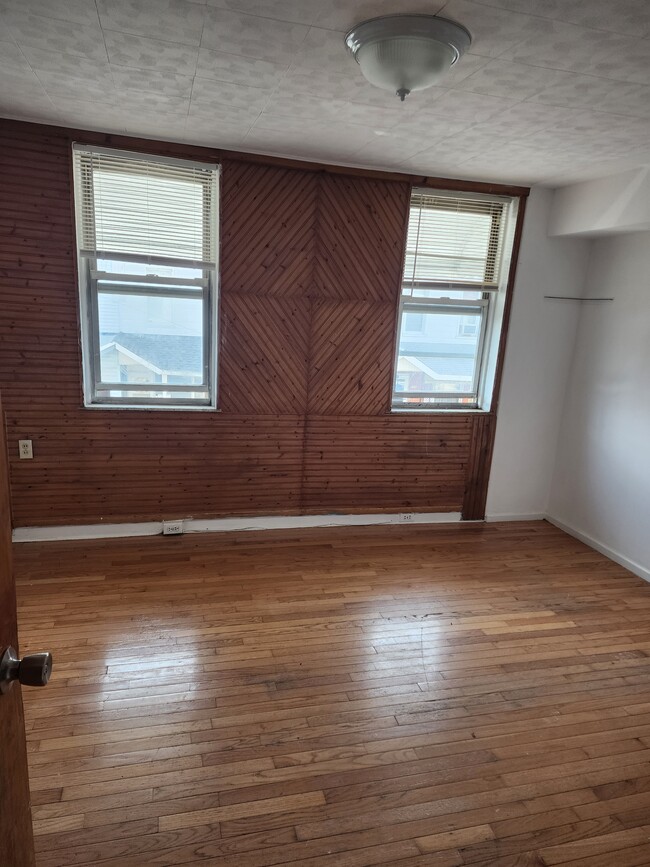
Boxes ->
[13,520,650,866]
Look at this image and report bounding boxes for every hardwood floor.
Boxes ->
[13,520,650,867]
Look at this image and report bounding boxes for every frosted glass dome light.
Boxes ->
[345,15,472,101]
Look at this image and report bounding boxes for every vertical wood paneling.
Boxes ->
[0,120,522,527]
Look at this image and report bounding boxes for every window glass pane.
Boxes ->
[95,387,206,401]
[98,292,204,387]
[97,258,202,282]
[395,309,481,398]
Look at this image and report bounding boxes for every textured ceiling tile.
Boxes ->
[508,19,642,80]
[0,0,100,26]
[96,0,206,45]
[470,0,650,38]
[440,52,490,85]
[314,0,446,32]
[454,59,567,100]
[290,26,354,74]
[201,7,309,60]
[3,11,108,61]
[17,45,111,80]
[111,68,194,99]
[262,91,419,130]
[242,125,374,161]
[184,117,250,146]
[0,41,34,76]
[188,100,263,126]
[420,88,520,124]
[190,76,271,113]
[206,0,322,26]
[197,48,288,86]
[0,92,59,121]
[439,0,540,58]
[529,75,650,119]
[281,67,400,107]
[104,31,200,75]
[596,35,650,85]
[470,101,583,139]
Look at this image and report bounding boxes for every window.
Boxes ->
[393,189,516,410]
[73,145,219,408]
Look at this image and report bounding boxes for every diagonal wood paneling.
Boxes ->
[302,415,472,514]
[220,159,318,298]
[313,173,410,302]
[308,300,396,416]
[219,294,311,415]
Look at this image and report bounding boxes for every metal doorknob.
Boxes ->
[0,646,52,694]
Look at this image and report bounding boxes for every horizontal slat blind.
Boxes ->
[403,191,508,289]
[73,146,218,263]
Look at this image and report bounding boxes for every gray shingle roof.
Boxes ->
[107,333,202,375]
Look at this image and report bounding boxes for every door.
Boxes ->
[0,394,36,867]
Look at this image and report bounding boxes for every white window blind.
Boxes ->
[403,192,506,291]
[74,146,217,265]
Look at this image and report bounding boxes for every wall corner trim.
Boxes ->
[546,515,650,584]
[12,511,464,543]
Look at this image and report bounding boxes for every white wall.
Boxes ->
[549,167,650,237]
[486,186,591,520]
[548,232,650,580]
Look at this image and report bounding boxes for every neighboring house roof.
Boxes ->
[102,333,202,375]
[401,355,474,379]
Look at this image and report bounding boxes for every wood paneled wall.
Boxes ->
[0,120,525,527]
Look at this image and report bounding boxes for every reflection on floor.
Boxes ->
[14,520,650,867]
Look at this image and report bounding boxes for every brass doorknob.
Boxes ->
[0,646,52,694]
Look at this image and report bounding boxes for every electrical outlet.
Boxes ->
[18,439,33,460]
[399,513,414,522]
[162,520,184,536]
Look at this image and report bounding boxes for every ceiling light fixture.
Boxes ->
[345,14,471,102]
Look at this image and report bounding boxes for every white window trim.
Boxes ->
[392,188,518,413]
[72,144,220,411]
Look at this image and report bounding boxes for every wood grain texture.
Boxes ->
[307,301,396,416]
[220,159,318,299]
[302,415,471,514]
[0,120,522,526]
[14,520,650,866]
[314,173,409,303]
[462,414,495,521]
[0,393,36,867]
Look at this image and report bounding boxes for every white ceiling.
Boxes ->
[1,0,650,186]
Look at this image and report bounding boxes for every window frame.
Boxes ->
[392,188,515,413]
[73,145,220,411]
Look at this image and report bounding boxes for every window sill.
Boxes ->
[390,407,490,415]
[83,403,219,412]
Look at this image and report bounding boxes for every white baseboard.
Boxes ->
[546,515,650,584]
[12,511,463,543]
[485,512,546,522]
